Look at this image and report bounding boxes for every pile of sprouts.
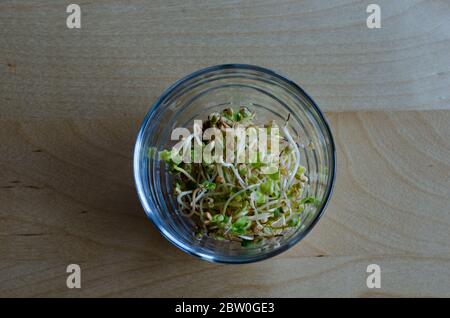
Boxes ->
[159,107,316,247]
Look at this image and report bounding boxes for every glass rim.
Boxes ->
[133,64,337,264]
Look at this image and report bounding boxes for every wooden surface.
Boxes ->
[1,0,449,297]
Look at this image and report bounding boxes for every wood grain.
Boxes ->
[1,110,449,297]
[1,0,450,298]
[1,0,450,119]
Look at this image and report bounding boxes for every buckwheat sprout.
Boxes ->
[222,162,247,188]
[173,165,197,183]
[198,165,207,181]
[258,198,282,211]
[283,151,292,189]
[282,191,294,221]
[208,171,217,182]
[222,183,262,215]
[177,190,193,211]
[192,189,207,206]
[282,125,301,189]
[158,107,315,247]
[249,193,264,228]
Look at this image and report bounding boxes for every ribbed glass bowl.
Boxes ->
[134,64,336,263]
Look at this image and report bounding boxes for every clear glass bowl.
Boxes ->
[134,64,336,263]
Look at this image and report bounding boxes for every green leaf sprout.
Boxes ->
[156,107,315,245]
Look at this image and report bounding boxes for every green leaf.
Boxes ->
[251,162,264,169]
[212,214,224,223]
[233,193,243,202]
[234,216,249,228]
[231,226,246,235]
[208,112,221,125]
[231,216,250,233]
[194,230,204,239]
[254,191,267,204]
[300,196,316,205]
[212,215,229,228]
[222,108,235,121]
[213,234,225,240]
[272,208,281,218]
[295,206,304,213]
[241,239,254,247]
[229,200,244,208]
[233,112,242,122]
[201,181,216,190]
[296,165,306,175]
[260,179,275,195]
[174,182,182,194]
[239,107,252,119]
[268,171,280,180]
[159,150,172,162]
[288,217,300,227]
[238,167,248,175]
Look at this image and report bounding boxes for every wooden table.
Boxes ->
[1,0,449,297]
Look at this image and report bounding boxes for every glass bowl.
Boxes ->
[133,64,336,263]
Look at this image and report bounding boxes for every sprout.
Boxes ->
[223,108,234,118]
[288,216,300,227]
[231,216,250,234]
[300,196,316,205]
[239,106,252,119]
[201,181,216,190]
[208,112,221,126]
[252,191,267,205]
[157,108,316,245]
[241,239,254,247]
[260,179,275,195]
[159,149,172,163]
[268,171,280,180]
[272,208,281,218]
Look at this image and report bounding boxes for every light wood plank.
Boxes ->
[2,256,449,297]
[1,0,450,119]
[1,110,449,297]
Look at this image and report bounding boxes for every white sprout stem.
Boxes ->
[235,208,250,218]
[283,150,292,189]
[283,192,295,221]
[223,216,234,235]
[173,166,197,183]
[222,163,247,188]
[222,183,262,215]
[199,196,205,216]
[249,196,263,227]
[204,168,211,181]
[247,213,272,221]
[246,162,252,180]
[177,190,193,210]
[258,198,282,211]
[198,165,206,181]
[223,167,232,184]
[209,171,218,182]
[192,189,207,206]
[222,182,238,188]
[188,188,205,217]
[282,126,301,189]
